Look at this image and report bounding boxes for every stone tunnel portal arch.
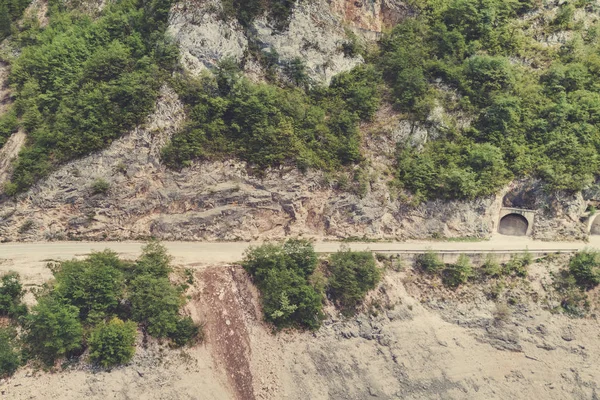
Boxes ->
[498,213,529,236]
[591,215,600,235]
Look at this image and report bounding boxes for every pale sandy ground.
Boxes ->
[0,238,599,400]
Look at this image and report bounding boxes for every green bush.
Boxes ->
[0,273,27,319]
[129,274,182,338]
[0,328,20,378]
[24,297,83,365]
[134,240,172,278]
[569,249,600,288]
[90,179,110,195]
[163,63,379,172]
[0,0,30,40]
[378,0,600,199]
[242,240,324,330]
[481,254,502,278]
[503,253,531,277]
[89,318,137,367]
[327,250,381,311]
[416,251,444,274]
[442,254,473,288]
[4,0,175,192]
[170,317,201,347]
[52,251,125,323]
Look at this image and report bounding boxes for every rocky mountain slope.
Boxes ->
[3,255,599,400]
[0,0,595,242]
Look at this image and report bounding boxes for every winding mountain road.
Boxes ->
[0,235,598,282]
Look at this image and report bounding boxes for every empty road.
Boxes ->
[0,236,597,284]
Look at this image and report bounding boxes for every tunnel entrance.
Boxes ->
[498,213,529,236]
[591,216,600,235]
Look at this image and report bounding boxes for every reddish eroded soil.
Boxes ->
[199,266,259,400]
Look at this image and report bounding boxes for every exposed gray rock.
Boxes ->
[252,1,363,85]
[168,0,248,75]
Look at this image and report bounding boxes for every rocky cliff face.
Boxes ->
[0,0,592,242]
[0,85,588,242]
[0,86,502,241]
[168,0,369,84]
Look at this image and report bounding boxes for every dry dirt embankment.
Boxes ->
[1,247,599,400]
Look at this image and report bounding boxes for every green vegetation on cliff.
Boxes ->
[0,0,176,193]
[381,0,600,199]
[3,0,600,201]
[0,242,200,372]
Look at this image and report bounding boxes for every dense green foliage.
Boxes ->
[0,273,27,318]
[129,274,182,337]
[24,296,83,365]
[0,328,20,377]
[52,251,125,323]
[327,250,380,311]
[381,0,600,199]
[0,0,176,192]
[569,249,600,288]
[89,318,137,367]
[13,242,200,368]
[0,0,30,40]
[503,252,532,277]
[163,63,380,171]
[242,240,324,330]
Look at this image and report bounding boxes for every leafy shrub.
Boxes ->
[90,179,110,195]
[569,249,600,288]
[89,318,137,367]
[5,0,175,192]
[170,317,201,347]
[503,253,531,277]
[442,254,473,288]
[52,251,125,323]
[24,297,83,365]
[163,63,379,172]
[242,240,323,330]
[327,250,381,311]
[379,0,600,199]
[134,240,172,278]
[0,0,30,40]
[129,274,182,338]
[0,328,20,378]
[0,273,27,319]
[481,254,502,278]
[416,251,444,273]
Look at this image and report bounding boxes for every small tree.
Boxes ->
[327,250,381,311]
[481,254,502,278]
[416,251,444,273]
[0,328,20,378]
[569,249,600,288]
[53,251,125,323]
[170,317,201,347]
[0,273,27,319]
[442,254,473,288]
[134,241,173,278]
[242,240,324,330]
[89,318,137,367]
[129,275,181,338]
[25,297,83,365]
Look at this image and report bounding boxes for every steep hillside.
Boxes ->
[3,255,600,400]
[0,0,600,242]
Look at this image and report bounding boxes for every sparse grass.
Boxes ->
[90,179,110,195]
[18,220,34,234]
